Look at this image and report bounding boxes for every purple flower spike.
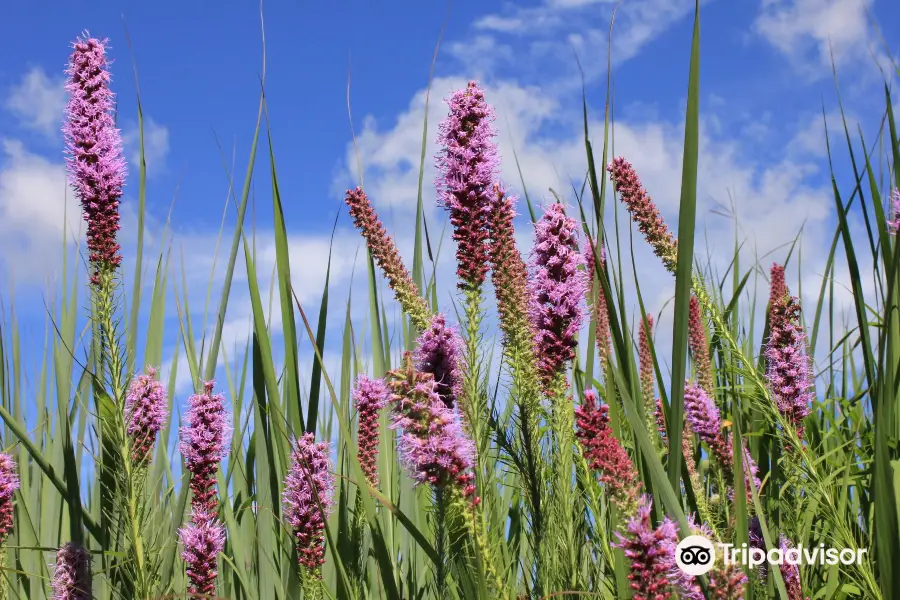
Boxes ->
[179,514,226,599]
[765,295,813,441]
[283,433,336,572]
[888,188,900,234]
[414,314,464,409]
[614,496,677,600]
[683,382,731,467]
[63,35,127,285]
[125,366,168,464]
[528,203,587,387]
[0,453,20,546]
[353,375,389,487]
[779,536,810,600]
[180,380,231,516]
[52,542,92,600]
[436,81,499,290]
[388,355,479,506]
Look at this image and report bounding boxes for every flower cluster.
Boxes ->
[179,513,226,599]
[0,454,19,546]
[575,391,640,512]
[607,157,678,272]
[638,313,658,425]
[414,314,464,409]
[661,519,747,600]
[768,263,789,335]
[888,188,900,234]
[614,497,677,600]
[688,295,714,394]
[528,203,587,386]
[63,35,126,284]
[353,375,389,487]
[180,380,231,515]
[387,355,478,505]
[124,366,167,464]
[345,187,431,330]
[584,239,612,364]
[435,81,499,290]
[52,542,92,600]
[283,433,336,573]
[765,294,813,440]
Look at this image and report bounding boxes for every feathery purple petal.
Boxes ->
[283,433,336,572]
[124,366,167,464]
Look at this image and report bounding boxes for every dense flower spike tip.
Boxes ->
[607,157,678,272]
[683,382,732,469]
[179,514,226,599]
[765,295,813,440]
[414,314,464,408]
[575,390,641,511]
[528,203,587,385]
[63,34,127,285]
[688,295,715,394]
[180,380,231,515]
[638,314,656,404]
[124,366,168,463]
[344,187,431,330]
[888,188,900,234]
[768,263,789,334]
[436,81,499,289]
[0,454,19,545]
[614,497,677,600]
[51,542,92,600]
[353,375,389,486]
[388,354,478,505]
[283,433,336,572]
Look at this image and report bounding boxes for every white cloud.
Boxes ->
[123,117,170,177]
[5,67,66,136]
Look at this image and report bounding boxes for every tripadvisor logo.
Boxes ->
[674,534,869,575]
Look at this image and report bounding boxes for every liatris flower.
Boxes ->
[51,542,92,600]
[575,390,641,512]
[683,382,732,469]
[345,187,431,330]
[767,263,788,334]
[283,433,336,574]
[615,497,677,600]
[124,366,167,464]
[688,295,714,394]
[779,536,809,600]
[178,513,226,599]
[765,295,813,440]
[638,314,657,418]
[387,354,478,505]
[528,203,587,387]
[435,81,499,290]
[607,157,678,272]
[888,188,900,234]
[662,520,747,600]
[353,375,389,487]
[63,35,127,285]
[180,380,231,516]
[0,454,19,546]
[414,314,464,409]
[585,239,612,365]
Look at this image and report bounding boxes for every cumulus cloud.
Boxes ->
[123,117,170,177]
[5,67,67,136]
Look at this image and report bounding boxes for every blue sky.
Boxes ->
[1,0,898,400]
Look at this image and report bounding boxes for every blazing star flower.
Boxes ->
[614,497,677,600]
[638,313,657,419]
[436,81,499,290]
[768,263,789,335]
[180,380,231,516]
[575,390,640,512]
[414,314,464,409]
[283,433,336,573]
[585,239,612,365]
[124,366,167,464]
[178,513,226,599]
[661,519,747,600]
[353,375,389,487]
[345,187,431,330]
[607,157,678,273]
[688,295,714,394]
[51,542,92,600]
[528,203,587,387]
[779,536,809,600]
[765,295,813,440]
[387,355,478,505]
[0,454,19,546]
[63,35,127,285]
[888,188,900,234]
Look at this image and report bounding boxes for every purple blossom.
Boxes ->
[614,496,677,600]
[888,188,900,234]
[180,380,231,516]
[528,203,587,387]
[51,542,92,600]
[178,513,226,599]
[689,295,714,394]
[765,295,813,441]
[124,366,167,464]
[414,314,464,409]
[779,536,809,600]
[0,453,19,545]
[387,355,478,505]
[283,433,336,572]
[353,375,389,487]
[63,35,127,285]
[436,81,499,289]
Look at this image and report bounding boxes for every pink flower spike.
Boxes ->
[0,453,20,546]
[52,542,92,600]
[180,380,231,516]
[353,375,389,487]
[179,514,226,599]
[283,433,336,572]
[124,366,168,464]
